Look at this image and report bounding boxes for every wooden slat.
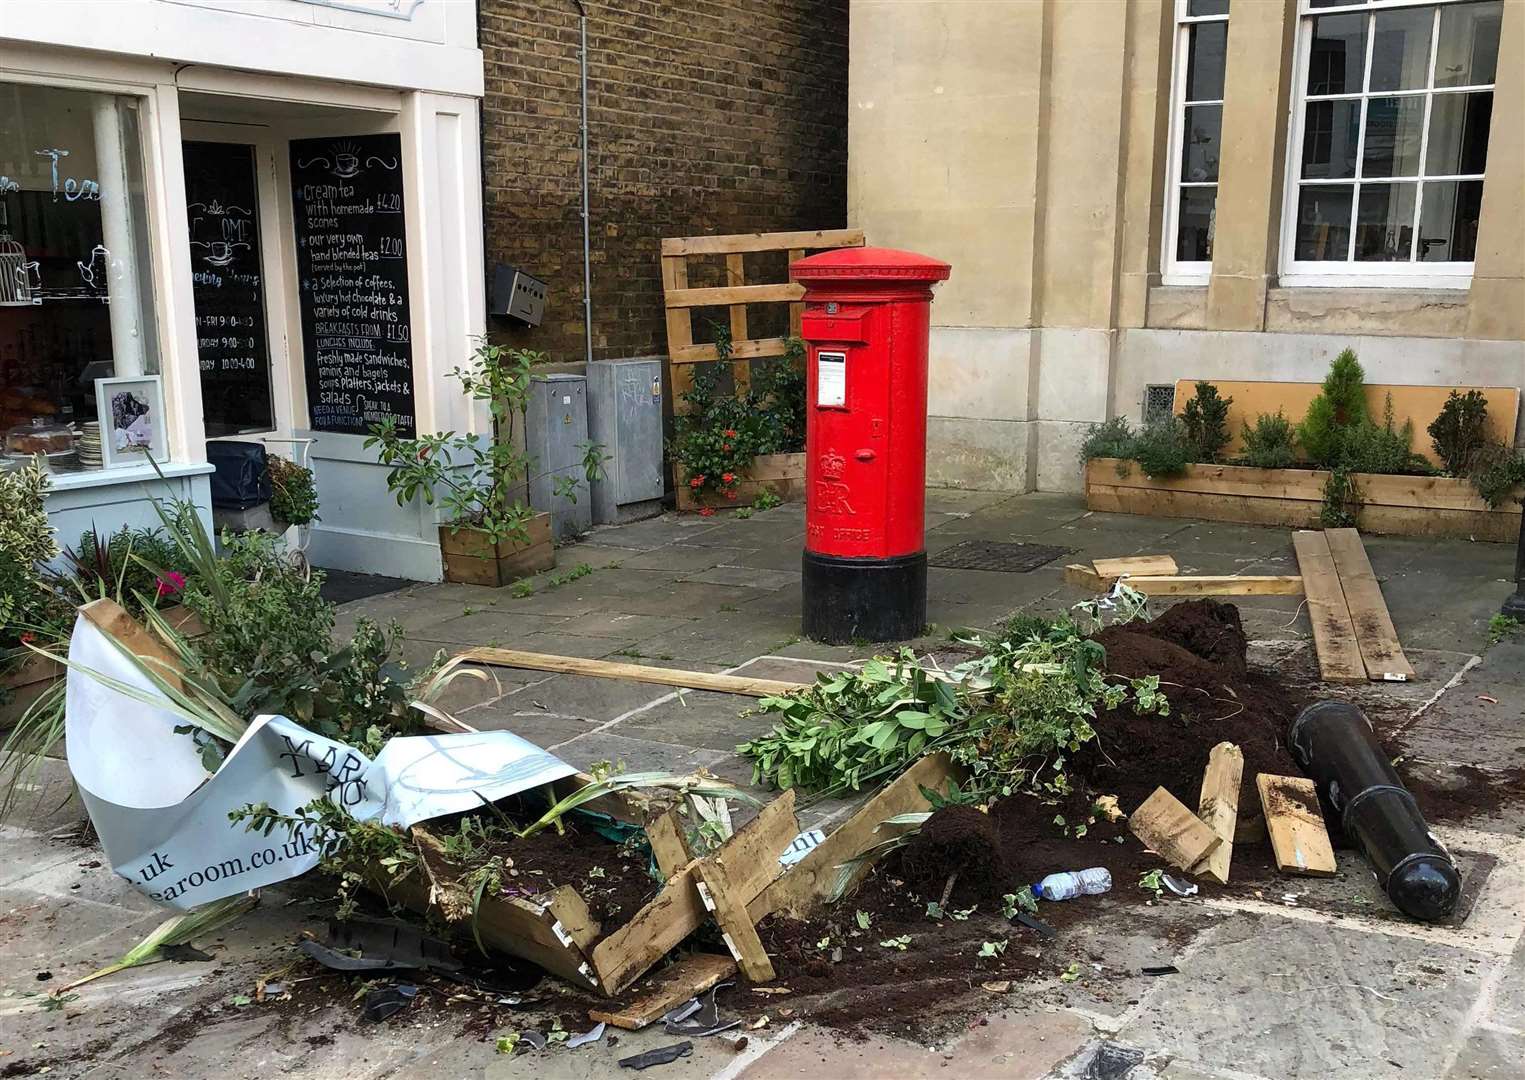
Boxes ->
[590,790,798,995]
[696,859,775,982]
[588,953,737,1031]
[661,228,865,256]
[457,648,807,698]
[665,282,804,309]
[787,247,805,336]
[1323,528,1416,681]
[81,598,187,691]
[1291,531,1367,684]
[1128,786,1222,871]
[670,336,791,364]
[1062,565,1303,596]
[725,253,751,395]
[645,809,693,880]
[1256,774,1337,877]
[662,254,695,410]
[1190,742,1243,885]
[1092,555,1179,577]
[753,754,961,921]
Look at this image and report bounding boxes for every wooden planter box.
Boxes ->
[675,452,806,511]
[1,605,207,732]
[439,513,555,586]
[1084,458,1524,542]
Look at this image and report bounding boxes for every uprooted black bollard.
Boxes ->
[1288,701,1461,922]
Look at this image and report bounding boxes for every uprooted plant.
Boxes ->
[738,595,1168,803]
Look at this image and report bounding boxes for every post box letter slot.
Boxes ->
[817,351,847,408]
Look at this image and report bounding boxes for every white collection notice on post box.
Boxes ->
[817,351,846,407]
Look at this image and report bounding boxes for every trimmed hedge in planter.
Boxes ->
[1084,458,1523,542]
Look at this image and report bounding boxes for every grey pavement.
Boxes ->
[3,491,1523,1079]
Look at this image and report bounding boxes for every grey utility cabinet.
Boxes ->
[526,373,591,541]
[587,357,664,525]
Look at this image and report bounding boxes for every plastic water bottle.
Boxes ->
[1032,867,1112,901]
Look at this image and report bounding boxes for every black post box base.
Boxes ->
[802,550,927,645]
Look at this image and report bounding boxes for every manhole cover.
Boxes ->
[929,540,1070,573]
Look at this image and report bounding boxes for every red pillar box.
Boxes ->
[791,247,951,644]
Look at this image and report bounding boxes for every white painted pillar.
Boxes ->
[92,95,146,376]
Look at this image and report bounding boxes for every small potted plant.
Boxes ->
[366,342,604,586]
[268,455,320,532]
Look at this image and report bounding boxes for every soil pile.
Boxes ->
[898,805,1009,906]
[1084,599,1303,809]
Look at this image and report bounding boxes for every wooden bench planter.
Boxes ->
[438,512,555,586]
[1084,458,1523,542]
[675,452,806,512]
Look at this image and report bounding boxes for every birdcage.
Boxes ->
[0,232,34,306]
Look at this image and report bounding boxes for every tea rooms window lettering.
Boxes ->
[1163,0,1229,286]
[1283,0,1501,286]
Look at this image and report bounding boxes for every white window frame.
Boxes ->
[1279,0,1498,289]
[1162,0,1230,287]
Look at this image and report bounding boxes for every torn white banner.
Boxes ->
[64,614,576,910]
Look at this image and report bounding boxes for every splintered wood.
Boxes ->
[588,953,737,1031]
[1191,742,1243,885]
[1129,786,1222,870]
[1292,529,1415,684]
[1256,774,1337,877]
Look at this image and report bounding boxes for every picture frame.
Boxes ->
[95,375,168,469]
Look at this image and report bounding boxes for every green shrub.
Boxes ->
[1298,349,1370,466]
[62,524,195,615]
[1133,418,1192,478]
[1181,381,1233,463]
[268,455,320,527]
[1238,411,1298,469]
[0,462,67,652]
[1466,444,1525,509]
[1338,395,1431,476]
[1320,470,1362,528]
[1428,390,1490,475]
[1079,416,1137,463]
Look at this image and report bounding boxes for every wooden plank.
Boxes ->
[787,248,805,337]
[752,753,961,922]
[1323,528,1417,682]
[80,598,188,690]
[1128,786,1222,871]
[590,789,798,995]
[725,253,751,396]
[1092,555,1179,577]
[1256,774,1338,877]
[541,886,601,950]
[661,228,865,256]
[696,858,775,982]
[1063,565,1303,596]
[588,953,737,1031]
[1190,742,1243,885]
[457,648,807,698]
[662,254,694,411]
[665,282,804,309]
[645,809,693,880]
[1292,530,1367,684]
[670,336,791,364]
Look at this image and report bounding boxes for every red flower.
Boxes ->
[722,444,733,452]
[698,507,716,517]
[155,570,187,598]
[725,490,738,500]
[721,473,736,484]
[19,631,35,645]
[723,429,737,438]
[689,476,703,489]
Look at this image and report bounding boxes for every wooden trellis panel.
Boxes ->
[659,228,864,413]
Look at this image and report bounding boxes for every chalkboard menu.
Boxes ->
[183,140,274,436]
[289,133,415,437]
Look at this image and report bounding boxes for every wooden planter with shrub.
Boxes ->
[439,512,555,587]
[675,452,807,512]
[1084,458,1523,542]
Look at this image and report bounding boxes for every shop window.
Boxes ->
[1163,0,1230,286]
[1,81,162,467]
[1282,0,1501,286]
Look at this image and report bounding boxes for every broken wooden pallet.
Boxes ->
[1128,786,1222,870]
[1291,529,1414,683]
[1256,773,1337,877]
[1064,564,1304,596]
[1191,741,1243,885]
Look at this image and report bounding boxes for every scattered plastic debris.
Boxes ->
[663,982,740,1038]
[520,1030,548,1051]
[1160,873,1197,897]
[299,919,461,974]
[566,1021,606,1049]
[361,984,417,1022]
[779,828,827,866]
[1086,1041,1146,1080]
[1141,966,1179,977]
[1013,912,1057,938]
[618,1041,694,1070]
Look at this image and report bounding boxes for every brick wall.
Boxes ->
[479,0,849,362]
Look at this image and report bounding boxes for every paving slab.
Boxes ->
[496,672,693,724]
[459,702,604,748]
[1112,911,1495,1079]
[1446,1025,1525,1080]
[614,689,782,752]
[589,515,727,550]
[623,608,804,667]
[409,608,576,645]
[684,565,802,591]
[552,610,697,640]
[551,730,732,775]
[1394,639,1525,769]
[1487,931,1525,1030]
[615,543,759,572]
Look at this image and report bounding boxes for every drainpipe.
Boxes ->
[91,96,145,377]
[573,1,593,366]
